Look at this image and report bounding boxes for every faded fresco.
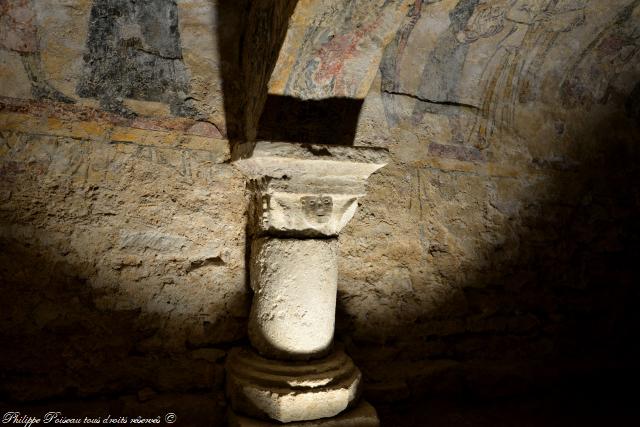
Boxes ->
[0,0,74,102]
[561,0,640,109]
[268,0,412,100]
[380,0,640,151]
[469,0,588,147]
[76,0,203,118]
[1,0,639,417]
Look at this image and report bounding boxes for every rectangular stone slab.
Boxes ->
[234,142,389,181]
[228,400,380,426]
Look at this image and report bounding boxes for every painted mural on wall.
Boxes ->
[0,0,637,135]
[413,0,503,110]
[416,0,507,144]
[469,0,588,147]
[76,0,202,118]
[381,0,640,150]
[268,0,412,100]
[560,0,640,109]
[0,0,74,103]
[382,0,512,143]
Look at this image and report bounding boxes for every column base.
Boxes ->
[226,347,362,423]
[227,400,380,427]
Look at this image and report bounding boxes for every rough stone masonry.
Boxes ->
[0,0,639,425]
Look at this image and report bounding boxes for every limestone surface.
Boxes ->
[0,0,638,417]
[233,141,389,183]
[228,400,379,427]
[249,238,339,360]
[249,182,360,237]
[235,141,389,237]
[226,347,362,423]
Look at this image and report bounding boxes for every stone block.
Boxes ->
[235,141,388,237]
[228,400,379,427]
[226,347,362,423]
[234,142,389,181]
[252,185,360,237]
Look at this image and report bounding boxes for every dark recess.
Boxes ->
[257,95,363,145]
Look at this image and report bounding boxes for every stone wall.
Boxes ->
[1,2,244,420]
[1,0,639,422]
[340,0,640,401]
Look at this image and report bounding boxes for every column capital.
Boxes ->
[233,141,388,237]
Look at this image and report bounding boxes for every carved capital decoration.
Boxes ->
[228,141,388,425]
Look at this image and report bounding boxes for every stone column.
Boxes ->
[227,142,388,426]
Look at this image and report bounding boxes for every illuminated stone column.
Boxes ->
[227,141,388,426]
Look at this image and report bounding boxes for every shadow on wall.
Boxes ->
[215,0,363,145]
[1,2,639,426]
[214,0,250,142]
[0,231,246,423]
[257,96,363,144]
[335,108,640,407]
[0,111,637,419]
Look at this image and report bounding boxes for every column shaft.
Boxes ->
[249,237,338,360]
